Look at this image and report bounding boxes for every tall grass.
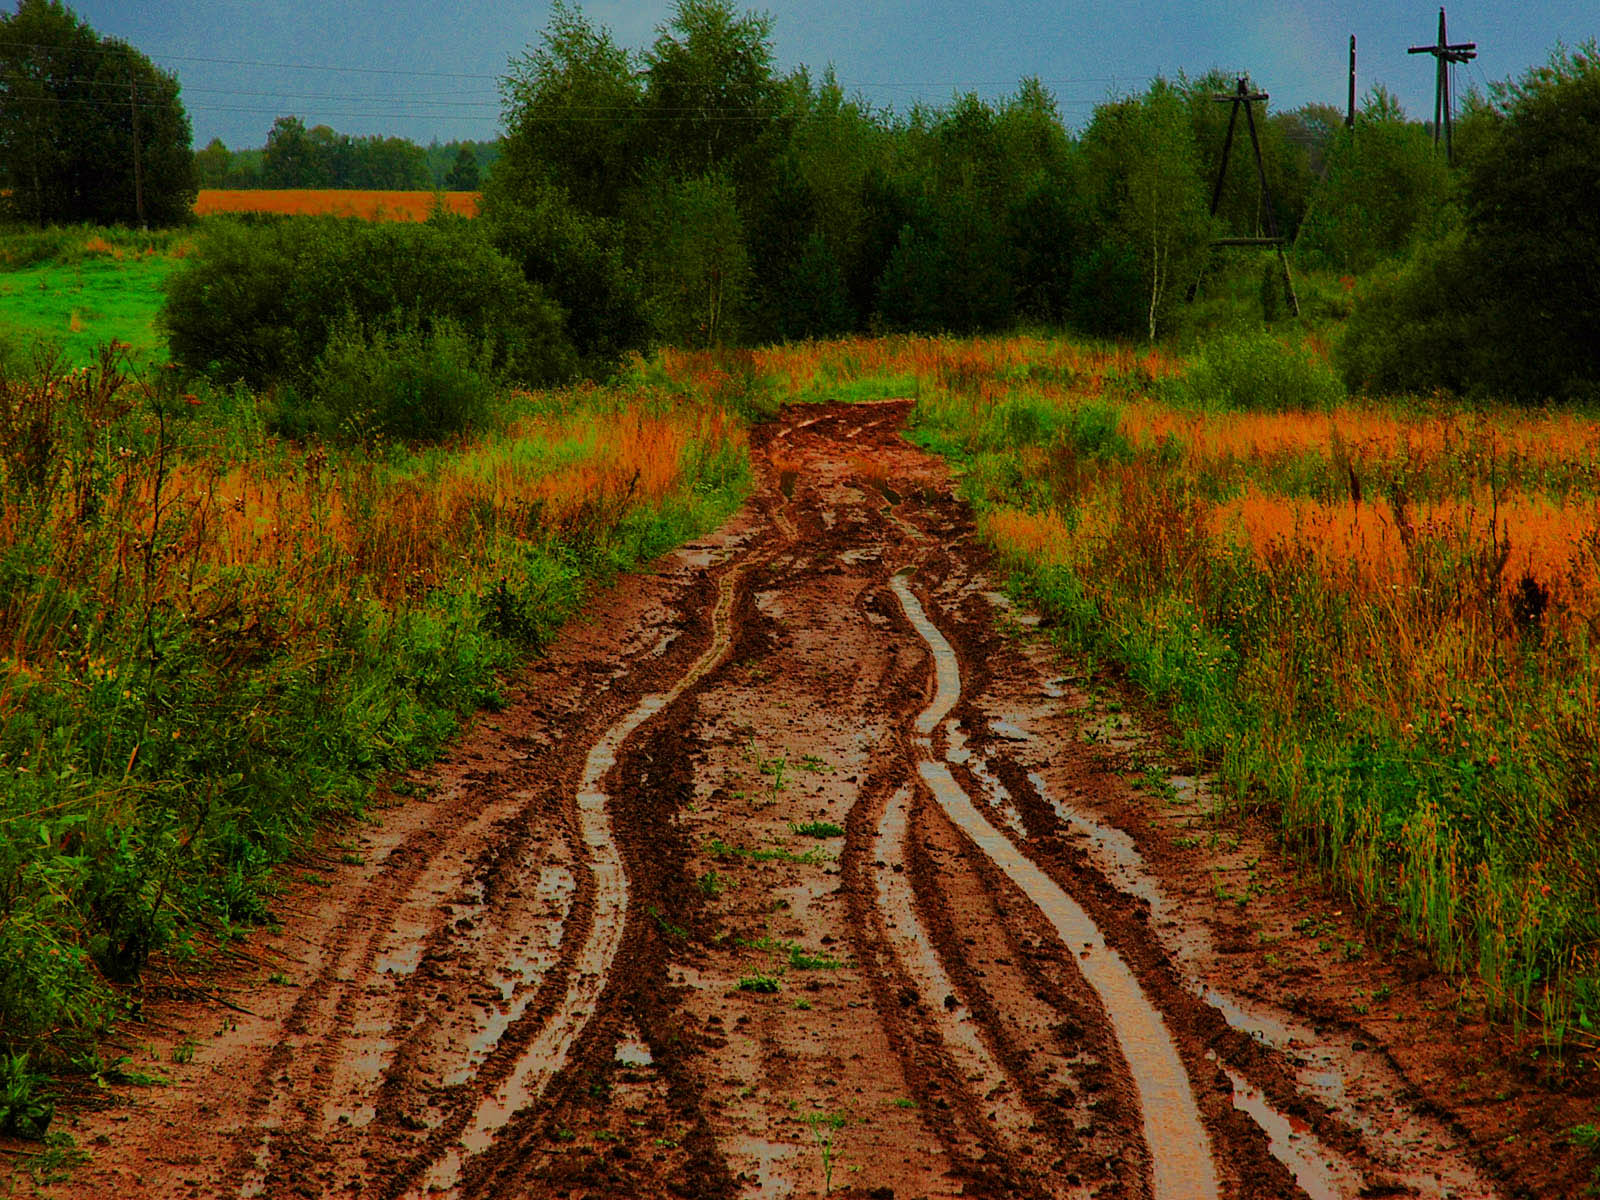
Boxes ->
[192,190,480,221]
[770,333,1600,1054]
[0,345,747,1076]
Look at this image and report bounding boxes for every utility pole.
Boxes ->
[1347,35,1356,128]
[1408,7,1476,162]
[1188,77,1300,317]
[131,77,147,228]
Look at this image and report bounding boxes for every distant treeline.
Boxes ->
[194,123,499,191]
[464,2,1457,353]
[170,1,1596,401]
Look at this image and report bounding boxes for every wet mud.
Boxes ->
[22,399,1600,1199]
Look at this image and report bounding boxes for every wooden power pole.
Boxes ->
[131,78,147,229]
[1408,7,1476,162]
[1347,35,1356,128]
[1188,77,1300,317]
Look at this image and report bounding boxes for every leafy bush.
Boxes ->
[1168,329,1344,411]
[302,319,498,441]
[480,180,648,374]
[1335,232,1490,397]
[161,215,575,402]
[0,1053,52,1139]
[1294,103,1456,274]
[1336,45,1600,401]
[1067,242,1145,339]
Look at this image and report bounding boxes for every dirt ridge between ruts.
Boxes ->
[20,398,1594,1200]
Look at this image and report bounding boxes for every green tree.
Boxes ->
[262,115,328,188]
[194,138,232,188]
[1183,71,1312,245]
[1082,81,1213,339]
[1463,41,1600,397]
[443,145,480,190]
[643,0,780,182]
[1295,87,1453,272]
[630,171,750,346]
[480,177,648,370]
[499,1,642,218]
[0,0,195,226]
[1339,46,1600,401]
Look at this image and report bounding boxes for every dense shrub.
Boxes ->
[479,179,648,373]
[1335,232,1490,397]
[1294,100,1455,274]
[1337,46,1600,401]
[304,319,497,441]
[161,215,576,400]
[1169,329,1344,411]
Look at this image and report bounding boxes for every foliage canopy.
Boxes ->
[0,0,196,226]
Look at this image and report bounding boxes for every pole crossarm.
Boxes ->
[1408,7,1476,160]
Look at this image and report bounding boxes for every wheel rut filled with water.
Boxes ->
[39,399,1581,1199]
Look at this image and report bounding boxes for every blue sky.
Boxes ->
[61,1,1598,148]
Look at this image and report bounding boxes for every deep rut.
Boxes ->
[37,399,1548,1200]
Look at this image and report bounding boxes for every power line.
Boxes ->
[0,38,503,80]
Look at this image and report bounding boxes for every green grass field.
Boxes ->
[0,253,176,365]
[0,225,195,368]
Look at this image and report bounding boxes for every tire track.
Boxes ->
[412,557,749,1198]
[232,770,557,1197]
[890,571,1223,1200]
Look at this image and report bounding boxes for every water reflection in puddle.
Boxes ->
[1222,1063,1362,1200]
[892,574,1218,1200]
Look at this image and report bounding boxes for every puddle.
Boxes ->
[1201,987,1304,1051]
[728,1134,798,1198]
[1041,676,1076,699]
[647,628,683,659]
[414,565,746,1198]
[672,546,726,571]
[613,1037,654,1068]
[1222,1064,1364,1200]
[837,546,882,566]
[945,724,1026,837]
[374,942,423,979]
[891,575,1219,1200]
[873,786,1037,1148]
[443,869,575,1086]
[987,717,1030,741]
[1199,995,1497,1198]
[1029,772,1167,913]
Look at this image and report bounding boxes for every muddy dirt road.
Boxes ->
[34,402,1594,1197]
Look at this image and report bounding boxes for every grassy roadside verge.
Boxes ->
[762,333,1600,1062]
[0,347,749,1128]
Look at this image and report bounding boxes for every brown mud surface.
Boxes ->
[15,401,1597,1198]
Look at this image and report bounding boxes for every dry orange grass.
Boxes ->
[1119,401,1600,477]
[1211,489,1600,617]
[750,335,1179,403]
[0,395,741,664]
[194,189,480,221]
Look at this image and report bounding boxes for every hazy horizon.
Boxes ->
[55,1,1599,150]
